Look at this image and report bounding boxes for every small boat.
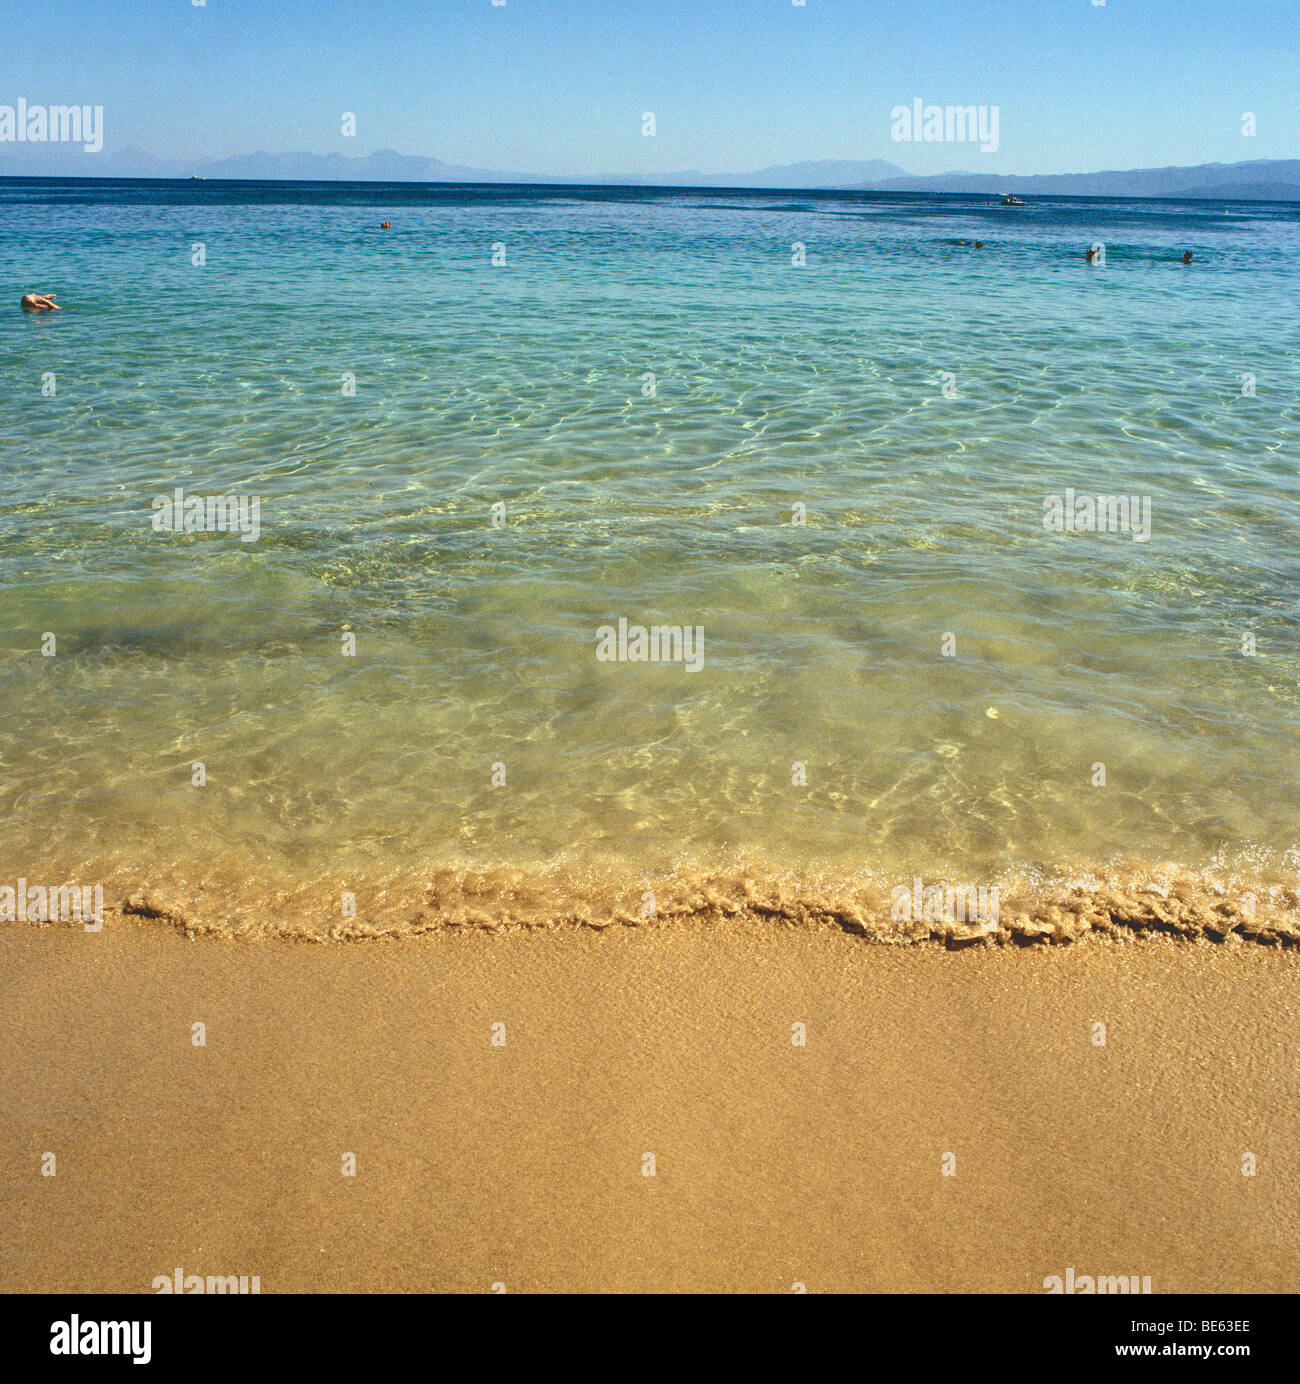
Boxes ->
[999,194,1026,207]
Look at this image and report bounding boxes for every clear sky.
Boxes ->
[3,0,1297,175]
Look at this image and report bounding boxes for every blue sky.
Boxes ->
[3,0,1297,175]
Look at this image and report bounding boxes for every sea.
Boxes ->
[1,178,1297,939]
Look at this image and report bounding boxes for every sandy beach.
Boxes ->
[2,922,1294,1294]
[5,0,1300,1345]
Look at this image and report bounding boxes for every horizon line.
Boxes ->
[2,172,1298,206]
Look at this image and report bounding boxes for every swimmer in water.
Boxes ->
[380,220,391,230]
[20,292,60,312]
[972,240,984,248]
[1085,248,1097,264]
[1182,250,1193,264]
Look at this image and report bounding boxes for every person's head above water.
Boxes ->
[380,220,391,230]
[20,292,59,312]
[1085,248,1098,263]
[1182,250,1193,264]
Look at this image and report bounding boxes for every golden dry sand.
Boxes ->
[1,923,1296,1293]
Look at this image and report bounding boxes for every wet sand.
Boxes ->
[1,923,1295,1293]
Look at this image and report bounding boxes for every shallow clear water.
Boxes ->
[1,179,1297,930]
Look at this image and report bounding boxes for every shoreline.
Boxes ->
[3,856,1297,946]
[3,923,1295,1293]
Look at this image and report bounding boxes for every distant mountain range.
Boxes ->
[849,159,1300,201]
[0,146,912,188]
[2,145,1298,200]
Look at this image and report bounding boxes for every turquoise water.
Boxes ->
[1,179,1297,929]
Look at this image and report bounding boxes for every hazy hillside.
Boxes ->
[850,160,1300,200]
[1,145,1296,200]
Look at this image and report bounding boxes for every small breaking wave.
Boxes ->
[4,853,1297,947]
